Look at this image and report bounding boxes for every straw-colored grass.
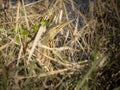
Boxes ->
[0,0,120,90]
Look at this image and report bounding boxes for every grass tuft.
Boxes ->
[0,0,120,89]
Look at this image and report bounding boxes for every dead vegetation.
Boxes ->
[0,0,120,90]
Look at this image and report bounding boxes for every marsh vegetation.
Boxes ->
[0,0,120,90]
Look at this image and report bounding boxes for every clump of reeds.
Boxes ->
[0,0,120,90]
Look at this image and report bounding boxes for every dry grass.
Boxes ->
[0,0,120,90]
